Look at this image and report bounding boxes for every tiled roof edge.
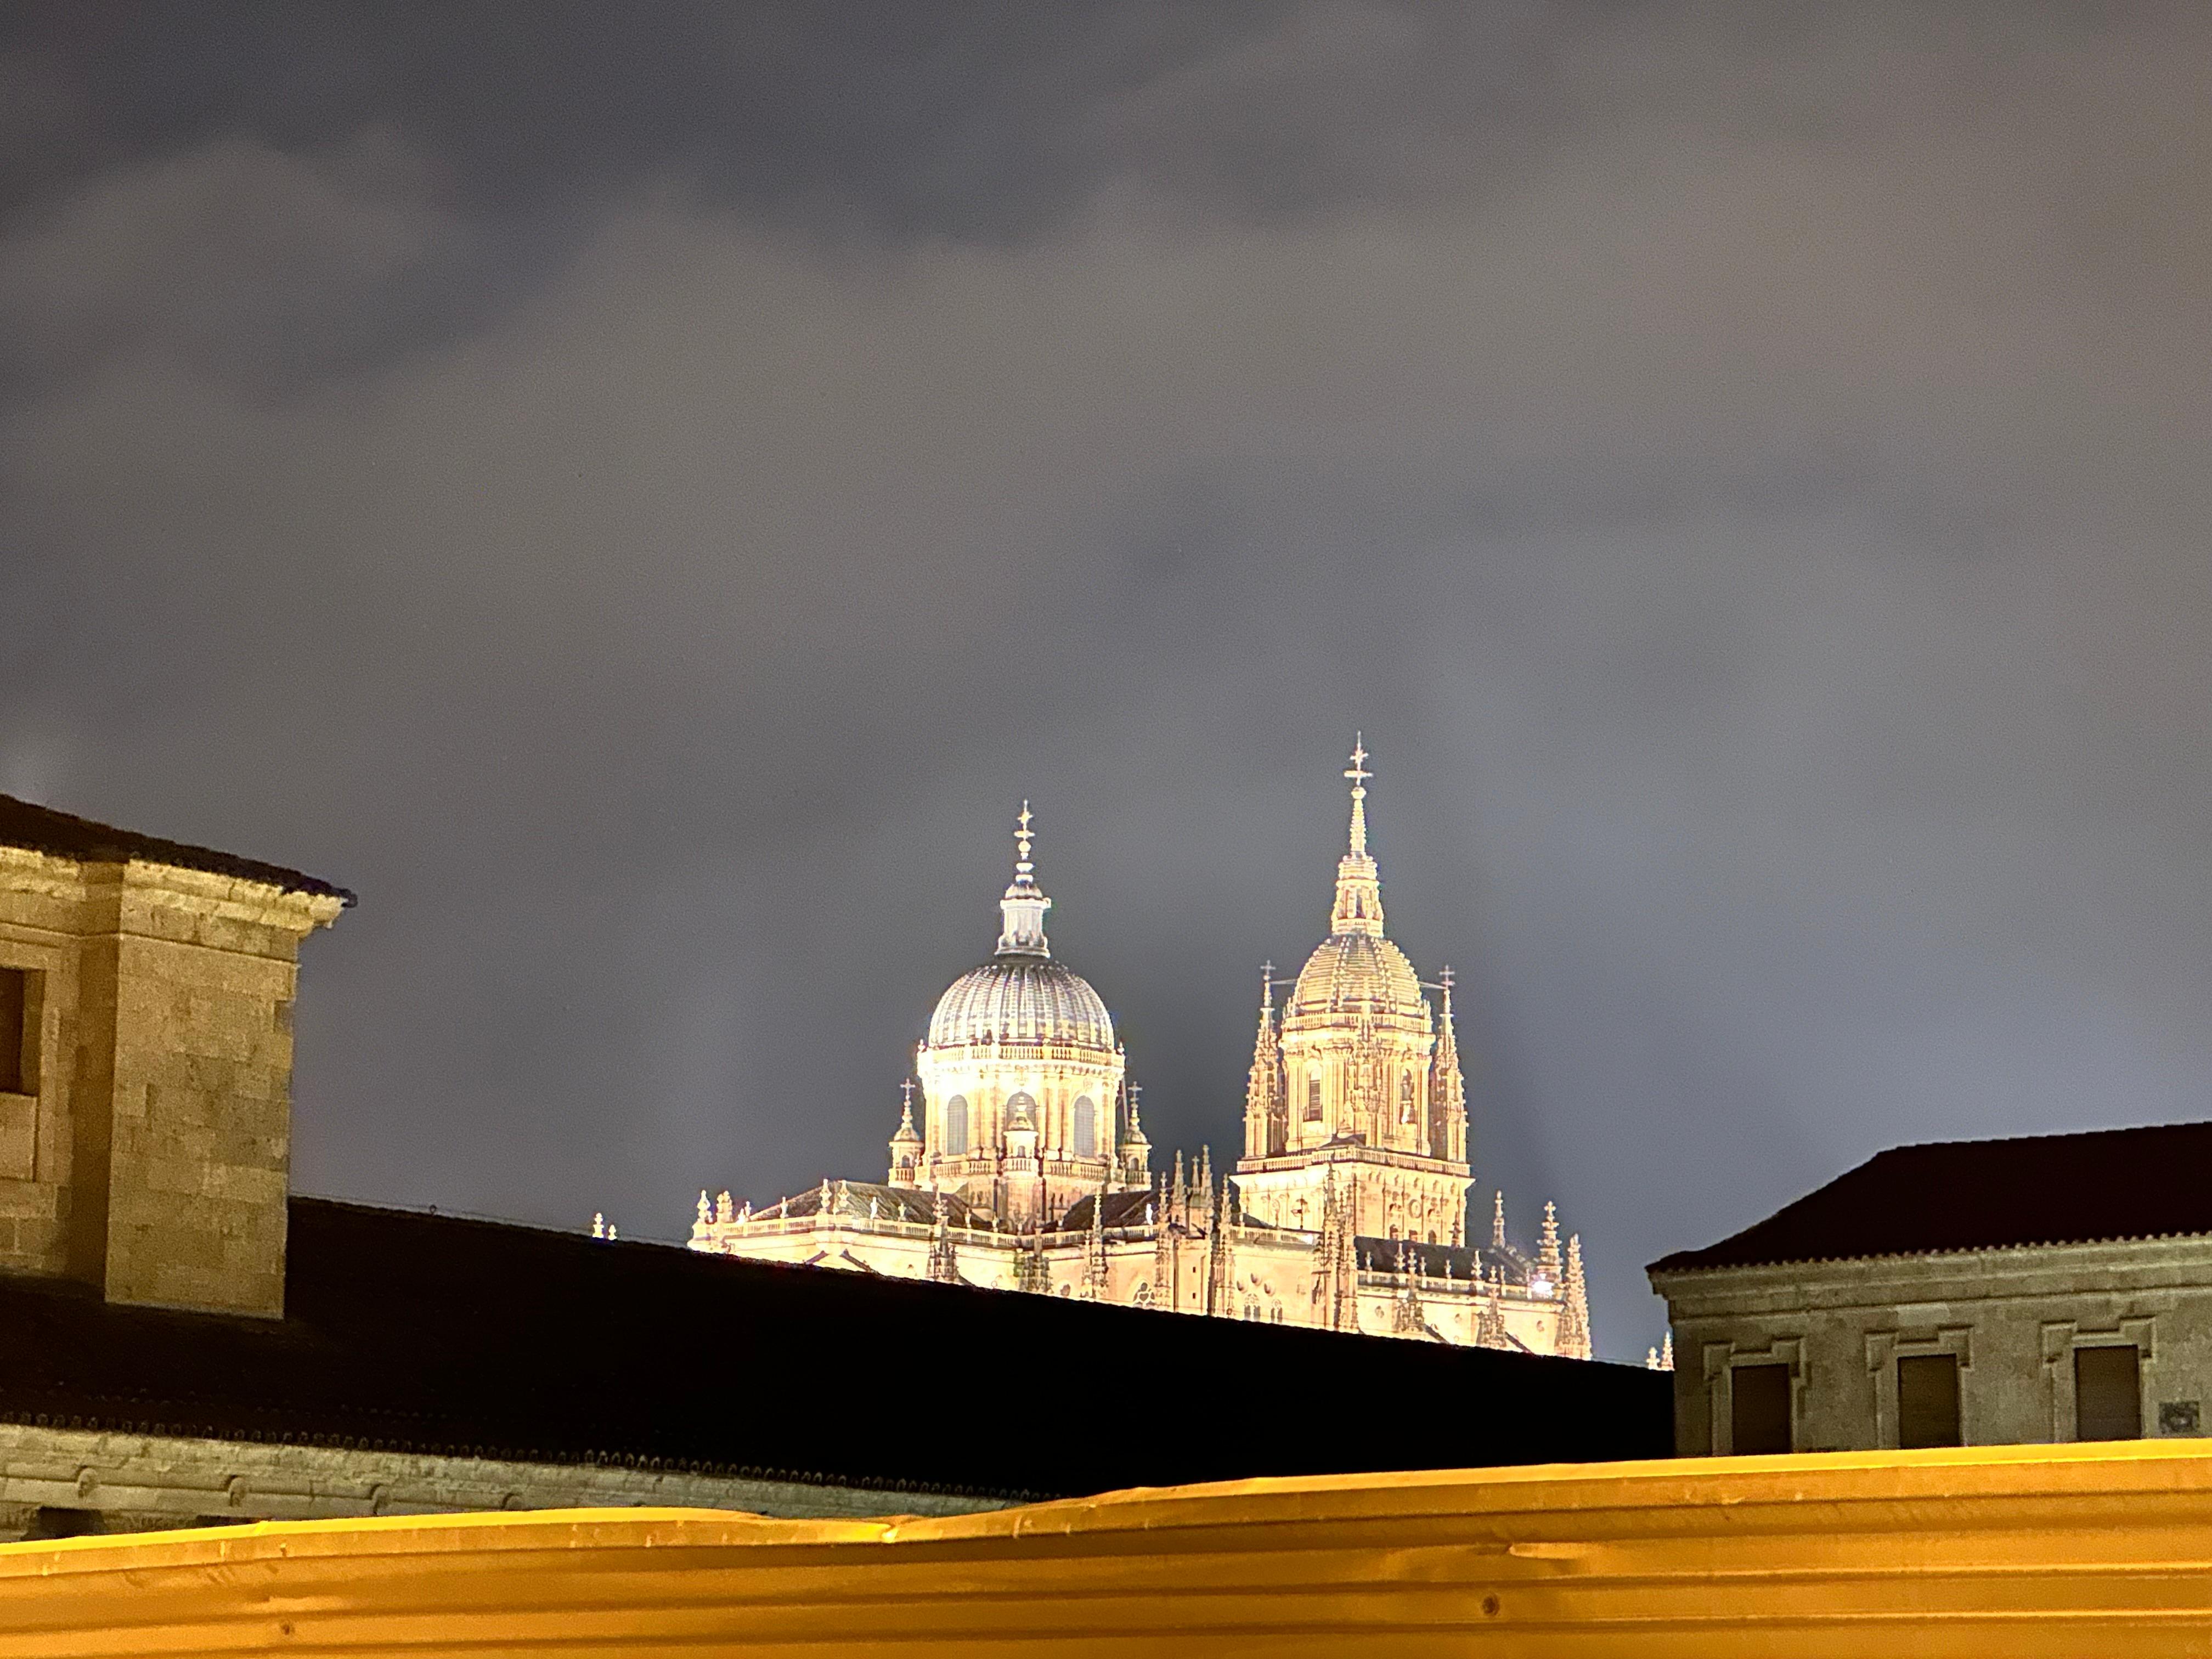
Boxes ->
[0,1395,1056,1506]
[1649,1227,2212,1277]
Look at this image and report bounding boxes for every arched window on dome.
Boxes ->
[945,1096,969,1156]
[1007,1091,1037,1127]
[1073,1096,1097,1157]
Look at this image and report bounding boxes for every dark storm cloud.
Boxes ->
[2,3,2209,1355]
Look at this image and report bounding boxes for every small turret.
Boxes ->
[1120,1081,1152,1187]
[887,1079,924,1186]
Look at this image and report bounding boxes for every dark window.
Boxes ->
[1731,1362,1792,1455]
[1073,1097,1097,1157]
[1898,1353,1962,1448]
[944,1096,968,1156]
[2075,1346,2141,1441]
[1305,1075,1323,1120]
[0,968,25,1094]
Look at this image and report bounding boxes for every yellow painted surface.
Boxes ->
[4,1441,2212,1655]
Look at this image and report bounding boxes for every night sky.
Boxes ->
[5,5,2210,1358]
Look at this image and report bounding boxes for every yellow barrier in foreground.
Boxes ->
[5,1440,2212,1656]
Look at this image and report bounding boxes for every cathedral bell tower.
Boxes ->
[1234,740,1471,1245]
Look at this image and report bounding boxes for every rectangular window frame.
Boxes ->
[1730,1361,1794,1455]
[1896,1352,1963,1449]
[2041,1318,2158,1441]
[2073,1343,2142,1442]
[0,966,30,1097]
[1866,1326,1974,1450]
[1699,1336,1804,1455]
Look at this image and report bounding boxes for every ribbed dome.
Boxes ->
[1288,931,1427,1022]
[928,956,1118,1053]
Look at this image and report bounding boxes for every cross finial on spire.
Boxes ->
[1015,800,1035,875]
[1344,735,1373,857]
[900,1076,916,1111]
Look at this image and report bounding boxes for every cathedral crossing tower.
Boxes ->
[1235,740,1473,1247]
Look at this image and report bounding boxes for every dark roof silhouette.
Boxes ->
[0,792,352,905]
[3,1198,1668,1505]
[1650,1120,2212,1274]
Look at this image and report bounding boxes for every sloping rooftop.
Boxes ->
[3,1198,1667,1505]
[0,792,353,905]
[1650,1120,2212,1274]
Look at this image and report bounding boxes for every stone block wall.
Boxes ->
[0,847,341,1317]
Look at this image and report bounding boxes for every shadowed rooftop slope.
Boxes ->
[1651,1120,2212,1274]
[2,1199,1667,1504]
[0,792,353,904]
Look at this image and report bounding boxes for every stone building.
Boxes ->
[1648,1122,2212,1456]
[692,744,1595,1357]
[0,789,1657,1542]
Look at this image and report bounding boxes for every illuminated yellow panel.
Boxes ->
[5,1442,2212,1655]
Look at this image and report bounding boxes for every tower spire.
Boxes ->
[994,800,1052,956]
[1329,738,1385,936]
[1345,733,1372,856]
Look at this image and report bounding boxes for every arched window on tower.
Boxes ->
[1400,1073,1415,1123]
[1073,1096,1097,1156]
[1305,1074,1323,1121]
[945,1096,969,1156]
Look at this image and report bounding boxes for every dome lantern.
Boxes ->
[995,801,1051,957]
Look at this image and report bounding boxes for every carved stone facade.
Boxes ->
[692,747,1595,1357]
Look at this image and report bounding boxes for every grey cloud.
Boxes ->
[2,3,2209,1356]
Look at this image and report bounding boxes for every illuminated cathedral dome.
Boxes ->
[1288,930,1425,1022]
[928,957,1116,1053]
[923,804,1118,1057]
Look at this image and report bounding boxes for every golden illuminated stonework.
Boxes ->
[689,752,1593,1356]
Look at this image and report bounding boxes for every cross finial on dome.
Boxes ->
[1015,800,1035,878]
